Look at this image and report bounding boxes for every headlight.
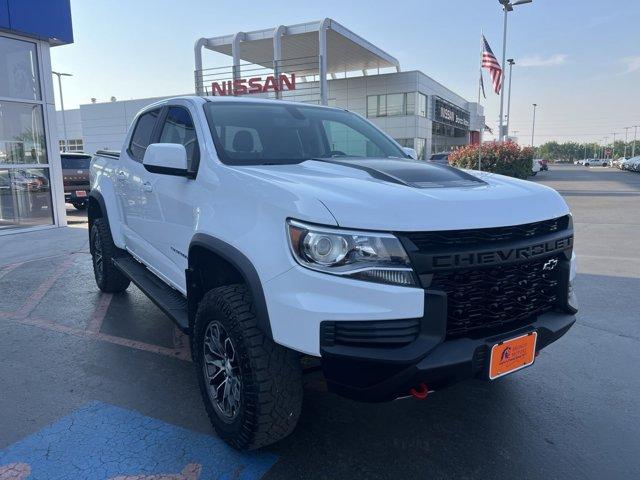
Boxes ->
[287,219,417,286]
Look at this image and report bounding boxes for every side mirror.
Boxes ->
[143,143,190,177]
[403,147,418,160]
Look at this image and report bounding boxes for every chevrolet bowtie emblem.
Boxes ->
[543,258,558,271]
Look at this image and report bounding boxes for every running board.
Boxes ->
[112,255,189,332]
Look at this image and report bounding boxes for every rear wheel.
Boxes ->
[90,218,131,293]
[192,284,303,450]
[72,201,87,210]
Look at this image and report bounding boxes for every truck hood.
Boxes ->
[238,158,570,231]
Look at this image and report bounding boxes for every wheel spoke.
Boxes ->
[202,321,241,420]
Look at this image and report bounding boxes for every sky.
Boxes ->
[50,0,640,146]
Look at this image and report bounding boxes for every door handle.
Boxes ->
[142,181,153,193]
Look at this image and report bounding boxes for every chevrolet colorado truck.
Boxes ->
[88,96,578,450]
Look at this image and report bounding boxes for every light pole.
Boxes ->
[633,125,638,158]
[610,132,617,159]
[52,71,72,152]
[506,58,515,139]
[624,127,630,158]
[497,0,533,142]
[530,103,538,147]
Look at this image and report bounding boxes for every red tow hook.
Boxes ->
[409,383,430,400]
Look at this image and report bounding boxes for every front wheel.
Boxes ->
[192,284,303,450]
[90,218,131,293]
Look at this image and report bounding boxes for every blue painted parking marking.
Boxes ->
[0,402,277,480]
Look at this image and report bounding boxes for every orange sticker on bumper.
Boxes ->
[489,332,537,380]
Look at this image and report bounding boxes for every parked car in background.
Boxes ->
[611,157,626,169]
[428,152,450,166]
[531,157,541,176]
[62,152,92,209]
[536,159,548,171]
[594,158,609,167]
[620,157,635,170]
[628,156,640,172]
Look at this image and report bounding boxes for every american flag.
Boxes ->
[482,35,502,94]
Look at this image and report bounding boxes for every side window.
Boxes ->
[129,109,160,161]
[159,107,200,170]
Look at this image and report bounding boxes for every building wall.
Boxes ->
[55,108,82,150]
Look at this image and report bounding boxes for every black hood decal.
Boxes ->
[310,158,487,188]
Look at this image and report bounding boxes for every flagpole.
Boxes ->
[477,30,483,171]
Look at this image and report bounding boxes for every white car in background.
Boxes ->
[611,157,626,169]
[531,157,541,176]
[627,156,640,172]
[620,157,635,170]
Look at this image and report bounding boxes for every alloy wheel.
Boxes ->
[203,321,242,421]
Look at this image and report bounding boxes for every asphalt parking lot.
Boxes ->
[1,165,639,479]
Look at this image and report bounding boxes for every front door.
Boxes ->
[132,105,202,292]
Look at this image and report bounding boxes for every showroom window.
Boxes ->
[418,93,427,118]
[0,35,54,231]
[59,139,84,152]
[367,93,415,118]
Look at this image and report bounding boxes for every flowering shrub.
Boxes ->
[448,141,533,179]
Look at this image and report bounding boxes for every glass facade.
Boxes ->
[367,93,415,118]
[0,35,54,231]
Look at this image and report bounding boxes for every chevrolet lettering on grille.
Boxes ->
[428,235,573,270]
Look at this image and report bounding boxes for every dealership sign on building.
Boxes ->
[211,73,296,96]
[434,97,470,130]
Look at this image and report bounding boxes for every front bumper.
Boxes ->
[321,310,576,402]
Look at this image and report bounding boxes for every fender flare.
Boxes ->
[188,233,273,339]
[88,188,125,247]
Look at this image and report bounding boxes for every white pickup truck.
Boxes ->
[89,96,578,450]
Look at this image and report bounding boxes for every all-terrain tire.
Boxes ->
[90,218,131,293]
[192,284,303,450]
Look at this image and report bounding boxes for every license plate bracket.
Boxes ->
[489,331,537,380]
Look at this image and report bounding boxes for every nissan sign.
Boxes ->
[434,97,470,130]
[211,74,296,96]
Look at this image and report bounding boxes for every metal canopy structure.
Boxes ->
[194,18,401,104]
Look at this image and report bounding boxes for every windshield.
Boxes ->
[203,102,407,165]
[61,155,91,169]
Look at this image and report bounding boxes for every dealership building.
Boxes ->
[1,0,73,234]
[58,19,484,163]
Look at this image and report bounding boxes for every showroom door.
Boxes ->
[0,35,55,232]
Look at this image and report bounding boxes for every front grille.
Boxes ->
[432,255,561,338]
[405,215,570,250]
[321,319,420,348]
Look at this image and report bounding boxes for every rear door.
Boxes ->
[118,107,162,264]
